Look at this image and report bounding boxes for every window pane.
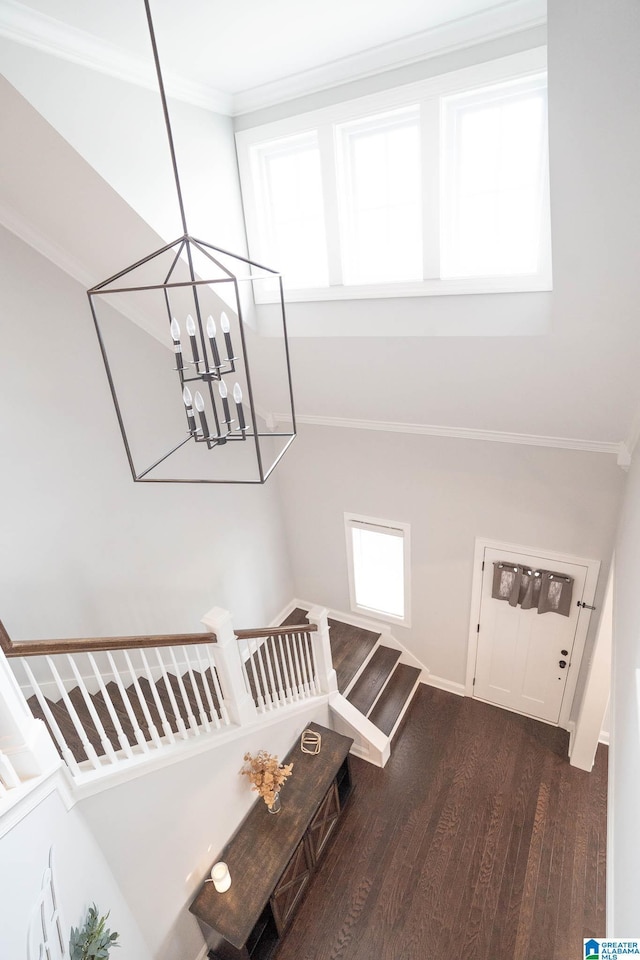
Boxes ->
[338,108,422,285]
[351,526,404,618]
[253,134,329,289]
[442,80,547,278]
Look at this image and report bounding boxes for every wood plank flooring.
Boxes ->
[274,685,607,960]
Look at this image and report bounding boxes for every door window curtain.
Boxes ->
[491,562,573,616]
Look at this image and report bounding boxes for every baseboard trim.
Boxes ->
[424,673,466,696]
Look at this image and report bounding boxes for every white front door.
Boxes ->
[473,547,590,724]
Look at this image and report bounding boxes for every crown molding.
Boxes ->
[0,1,544,118]
[0,0,232,114]
[232,0,547,115]
[291,413,621,458]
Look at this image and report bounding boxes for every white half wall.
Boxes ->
[77,702,331,960]
[0,788,151,960]
[0,225,294,639]
[0,35,247,257]
[277,423,624,691]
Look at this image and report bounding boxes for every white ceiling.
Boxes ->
[1,0,545,112]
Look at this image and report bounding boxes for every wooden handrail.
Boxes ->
[234,624,317,640]
[0,619,317,659]
[0,618,216,659]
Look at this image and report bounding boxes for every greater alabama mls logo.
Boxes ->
[586,939,640,958]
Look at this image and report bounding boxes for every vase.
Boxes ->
[268,792,281,814]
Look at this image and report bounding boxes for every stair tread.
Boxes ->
[328,619,380,694]
[369,664,421,735]
[346,645,401,714]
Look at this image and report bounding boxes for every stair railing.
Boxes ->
[1,625,234,782]
[0,606,337,787]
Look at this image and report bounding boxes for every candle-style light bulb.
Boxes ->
[218,379,231,424]
[185,313,200,365]
[233,382,246,431]
[206,315,221,370]
[220,312,234,361]
[194,390,209,440]
[170,317,183,370]
[182,386,196,434]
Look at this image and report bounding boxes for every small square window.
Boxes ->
[345,514,411,626]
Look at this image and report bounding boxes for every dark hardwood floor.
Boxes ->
[275,685,607,960]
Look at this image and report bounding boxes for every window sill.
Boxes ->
[256,273,552,304]
[350,603,411,630]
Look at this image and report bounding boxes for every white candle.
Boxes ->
[211,861,231,893]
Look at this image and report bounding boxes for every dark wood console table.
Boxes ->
[190,722,354,960]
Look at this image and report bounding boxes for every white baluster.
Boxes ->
[290,632,305,698]
[106,652,152,752]
[277,634,294,702]
[305,631,320,695]
[21,660,79,776]
[300,632,315,696]
[87,654,135,760]
[46,656,101,769]
[283,634,300,701]
[262,636,280,709]
[155,649,188,739]
[248,637,266,713]
[255,639,274,711]
[182,647,211,732]
[204,647,229,726]
[66,656,118,765]
[138,650,173,744]
[192,646,217,730]
[268,635,286,707]
[168,648,199,735]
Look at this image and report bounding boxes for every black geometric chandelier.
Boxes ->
[87,1,295,484]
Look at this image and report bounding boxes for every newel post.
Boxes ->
[307,606,338,694]
[200,607,258,726]
[0,648,59,781]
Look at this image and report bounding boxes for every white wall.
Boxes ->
[77,703,331,960]
[0,37,246,257]
[0,225,294,639]
[610,453,640,933]
[278,424,624,690]
[0,788,151,960]
[234,4,640,453]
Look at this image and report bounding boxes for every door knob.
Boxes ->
[559,659,567,668]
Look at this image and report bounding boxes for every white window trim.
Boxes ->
[344,512,412,628]
[236,47,550,304]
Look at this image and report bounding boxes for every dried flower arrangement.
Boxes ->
[241,750,293,808]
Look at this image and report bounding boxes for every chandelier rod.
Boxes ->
[143,0,189,238]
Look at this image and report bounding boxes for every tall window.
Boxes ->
[441,76,548,278]
[249,131,329,289]
[236,48,551,303]
[344,514,411,626]
[337,107,422,284]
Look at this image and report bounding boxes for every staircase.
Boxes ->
[282,608,422,746]
[1,603,419,798]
